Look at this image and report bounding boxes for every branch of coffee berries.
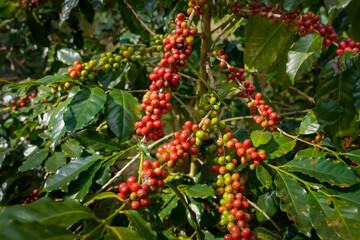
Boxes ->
[214,53,347,165]
[213,1,359,55]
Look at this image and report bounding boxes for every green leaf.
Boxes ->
[338,190,360,208]
[0,197,94,227]
[354,80,360,122]
[282,157,358,187]
[256,165,273,189]
[299,110,321,135]
[49,89,78,148]
[275,172,312,237]
[43,155,99,191]
[186,184,215,199]
[71,129,120,151]
[314,100,344,126]
[315,59,360,146]
[260,133,296,159]
[159,195,178,221]
[84,192,123,206]
[244,15,293,71]
[256,191,279,224]
[60,0,79,26]
[0,222,74,240]
[19,148,48,172]
[345,149,360,165]
[66,160,103,201]
[283,0,306,11]
[45,152,66,172]
[124,210,157,240]
[37,74,83,86]
[56,48,82,64]
[105,226,146,240]
[63,87,107,131]
[294,148,327,160]
[307,190,342,240]
[250,130,272,147]
[328,198,360,239]
[216,82,239,99]
[105,89,141,142]
[253,227,280,240]
[286,34,322,84]
[61,139,83,158]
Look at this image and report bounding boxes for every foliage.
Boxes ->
[1,0,360,240]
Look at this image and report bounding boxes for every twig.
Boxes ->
[187,8,196,26]
[172,92,197,99]
[222,110,310,123]
[123,0,156,37]
[126,89,147,93]
[172,93,193,115]
[96,121,107,131]
[211,17,234,33]
[246,198,282,232]
[288,87,315,105]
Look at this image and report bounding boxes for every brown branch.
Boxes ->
[123,0,156,37]
[223,110,310,123]
[172,93,193,115]
[246,198,282,232]
[288,86,315,105]
[206,64,216,89]
[96,121,107,131]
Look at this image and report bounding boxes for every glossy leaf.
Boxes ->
[275,172,312,237]
[0,197,94,227]
[253,227,280,240]
[315,59,360,146]
[63,87,107,131]
[251,130,272,147]
[49,89,78,148]
[244,15,293,71]
[307,190,342,240]
[299,110,321,135]
[260,133,296,159]
[45,151,66,172]
[71,129,120,151]
[19,148,48,172]
[159,195,178,221]
[256,191,278,223]
[256,165,273,189]
[345,149,360,165]
[283,157,358,187]
[186,184,215,199]
[338,190,360,208]
[314,100,344,126]
[293,148,327,160]
[0,222,74,240]
[105,89,141,142]
[61,139,83,158]
[60,0,79,26]
[44,155,99,191]
[283,0,306,11]
[56,48,82,64]
[328,198,360,239]
[36,74,82,86]
[105,226,146,240]
[84,192,123,206]
[216,82,238,99]
[286,34,322,84]
[124,210,157,240]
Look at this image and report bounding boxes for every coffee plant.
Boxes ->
[1,0,360,239]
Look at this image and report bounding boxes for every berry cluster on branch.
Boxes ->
[22,189,39,205]
[10,93,36,111]
[22,0,46,10]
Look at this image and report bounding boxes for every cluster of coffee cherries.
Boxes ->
[215,50,281,131]
[136,13,197,142]
[296,12,339,49]
[247,93,281,132]
[156,121,198,172]
[216,175,256,240]
[336,38,360,55]
[118,160,167,210]
[22,189,39,205]
[10,93,36,111]
[22,0,46,10]
[212,0,244,17]
[135,91,172,141]
[187,0,208,15]
[99,46,140,73]
[150,34,166,52]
